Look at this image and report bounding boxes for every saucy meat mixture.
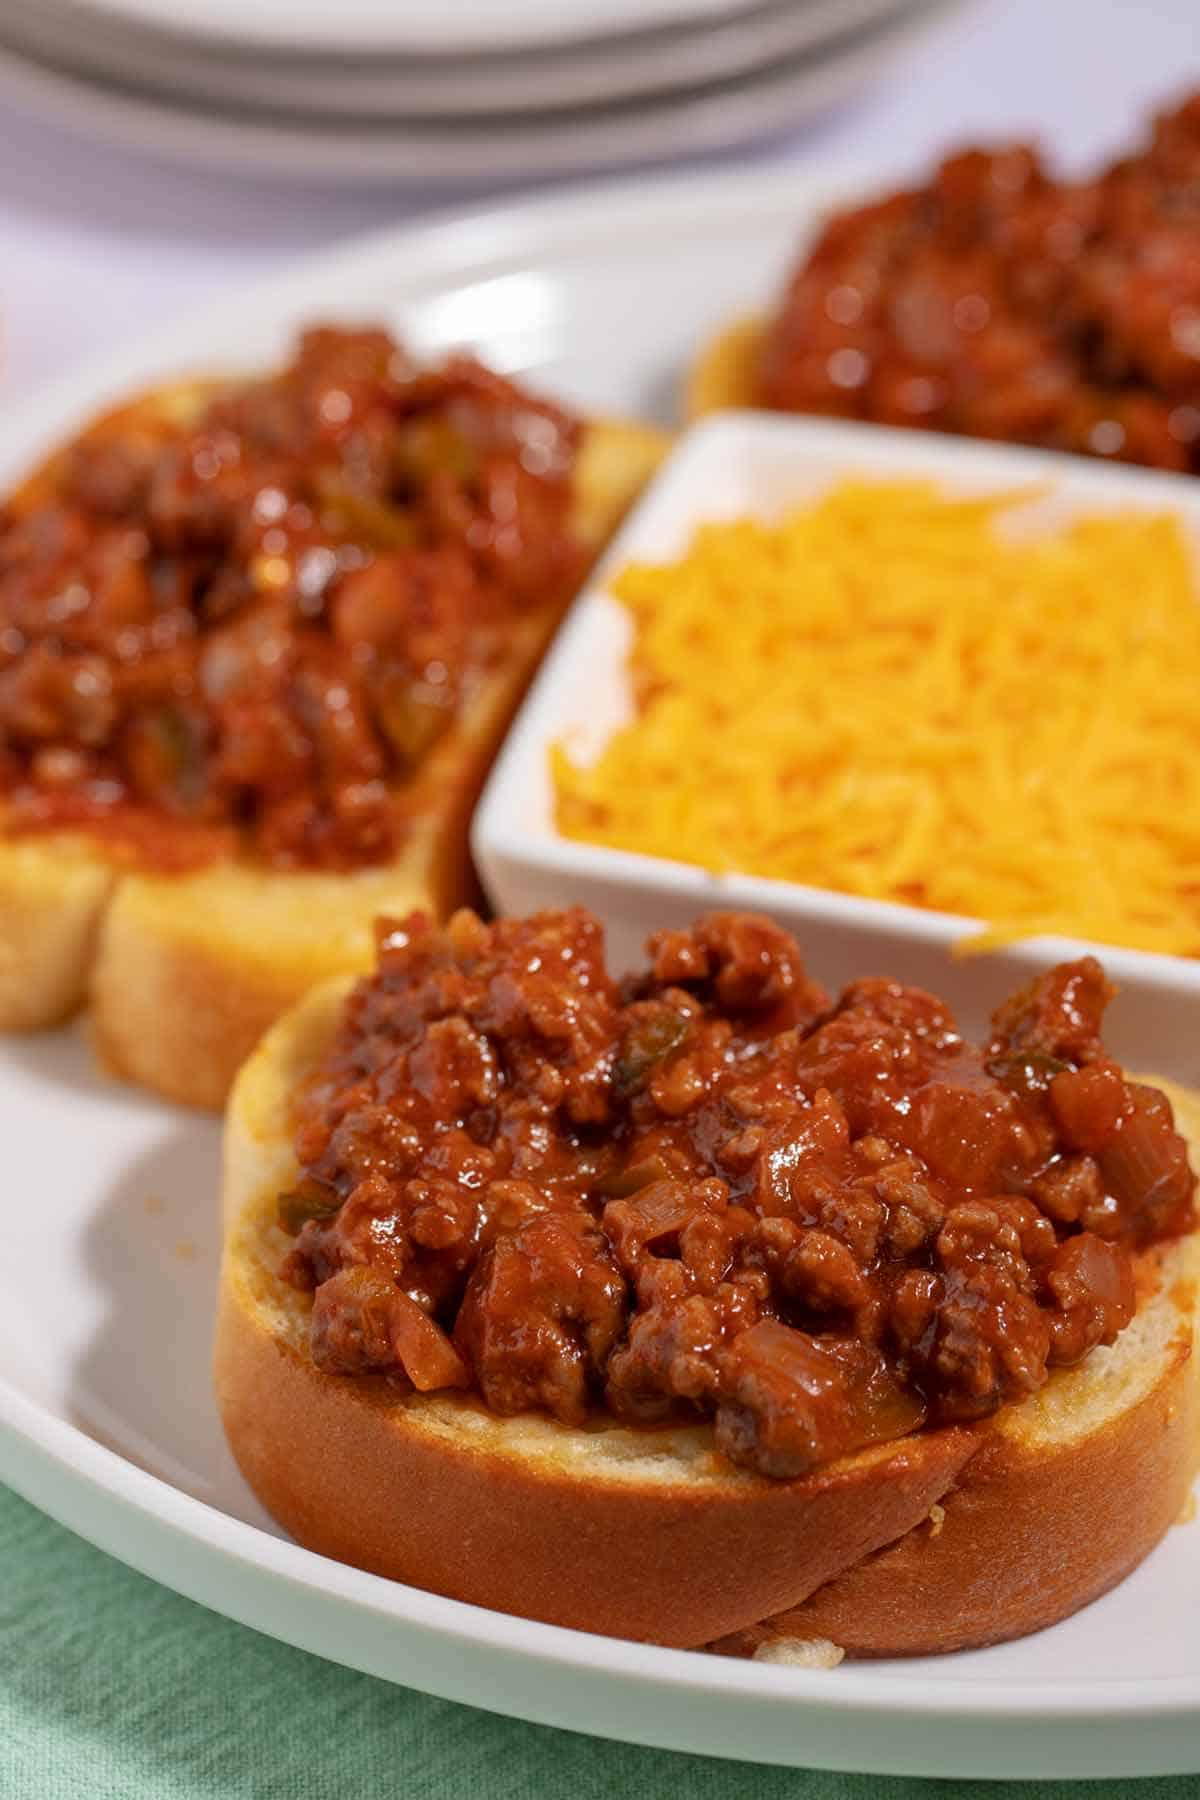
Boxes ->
[0,328,583,870]
[761,90,1200,470]
[281,907,1196,1479]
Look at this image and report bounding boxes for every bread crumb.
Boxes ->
[143,1195,165,1215]
[1177,1489,1197,1526]
[174,1239,199,1262]
[752,1637,844,1670]
[928,1502,946,1537]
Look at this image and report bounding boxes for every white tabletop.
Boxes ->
[0,0,1194,407]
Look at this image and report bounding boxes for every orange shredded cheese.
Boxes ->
[551,479,1200,958]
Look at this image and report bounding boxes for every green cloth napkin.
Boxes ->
[1,1479,1194,1800]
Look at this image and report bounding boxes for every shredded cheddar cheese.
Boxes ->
[551,480,1200,958]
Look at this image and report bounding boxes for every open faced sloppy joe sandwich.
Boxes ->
[690,87,1200,473]
[216,905,1200,1651]
[0,327,665,1104]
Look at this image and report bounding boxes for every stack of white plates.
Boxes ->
[0,0,963,185]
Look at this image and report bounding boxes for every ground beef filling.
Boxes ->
[281,908,1196,1478]
[0,327,582,870]
[760,90,1200,472]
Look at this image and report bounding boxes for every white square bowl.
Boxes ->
[472,412,1200,1081]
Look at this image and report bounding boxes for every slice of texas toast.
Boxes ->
[0,386,668,1107]
[214,980,1200,1651]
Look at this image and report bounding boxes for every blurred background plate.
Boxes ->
[0,0,963,186]
[1,0,932,120]
[49,0,795,53]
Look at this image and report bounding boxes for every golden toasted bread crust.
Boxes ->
[0,395,669,1107]
[216,1279,975,1646]
[0,837,115,1030]
[685,316,766,421]
[214,988,1200,1651]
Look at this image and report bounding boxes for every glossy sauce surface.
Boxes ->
[282,908,1196,1478]
[761,91,1200,471]
[0,328,582,870]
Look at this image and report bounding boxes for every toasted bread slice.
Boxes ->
[214,981,1200,1652]
[0,391,668,1108]
[685,316,767,420]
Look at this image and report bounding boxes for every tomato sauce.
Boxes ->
[0,328,583,870]
[281,907,1195,1478]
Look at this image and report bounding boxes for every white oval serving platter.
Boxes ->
[2,166,1200,1780]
